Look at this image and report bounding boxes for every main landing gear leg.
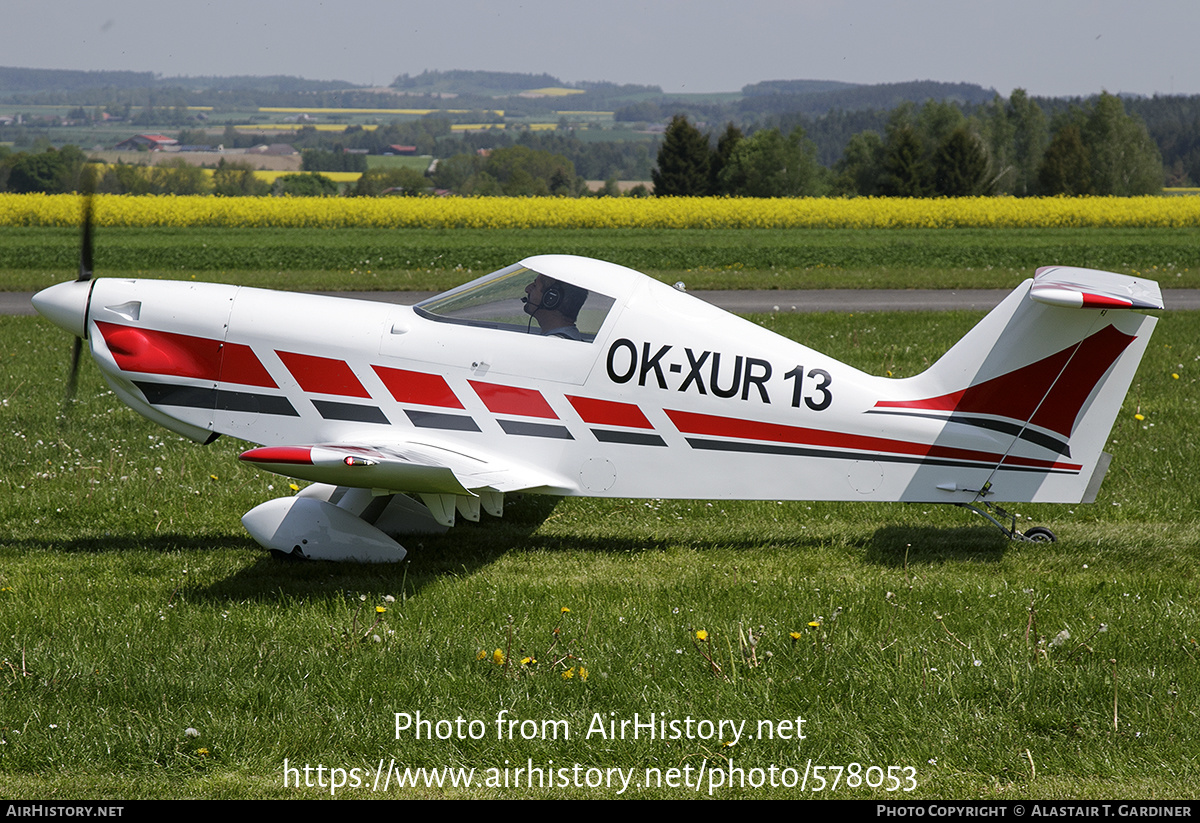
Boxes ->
[955,501,1057,543]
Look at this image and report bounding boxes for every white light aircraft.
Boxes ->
[33,208,1163,561]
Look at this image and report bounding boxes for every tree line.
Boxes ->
[653,91,1166,197]
[0,147,339,197]
[0,90,1173,198]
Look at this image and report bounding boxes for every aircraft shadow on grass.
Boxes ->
[14,496,1009,605]
[863,524,1008,566]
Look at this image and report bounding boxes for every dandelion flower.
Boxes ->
[562,668,575,680]
[560,607,570,614]
[790,631,802,640]
[578,666,588,681]
[808,620,821,628]
[695,629,708,641]
[376,606,386,614]
[1134,413,1145,421]
[521,656,536,666]
[476,649,488,661]
[492,648,505,666]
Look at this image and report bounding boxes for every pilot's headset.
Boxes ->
[547,281,588,321]
[539,282,564,311]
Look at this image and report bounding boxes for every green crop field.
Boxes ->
[366,155,435,171]
[2,225,1198,293]
[1,290,1196,798]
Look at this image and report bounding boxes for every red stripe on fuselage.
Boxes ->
[469,381,558,419]
[277,350,370,398]
[372,366,464,409]
[667,409,1079,471]
[874,324,1135,438]
[566,395,653,429]
[96,321,277,388]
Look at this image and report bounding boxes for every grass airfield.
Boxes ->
[1,265,1198,798]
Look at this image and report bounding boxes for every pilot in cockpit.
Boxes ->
[523,274,589,340]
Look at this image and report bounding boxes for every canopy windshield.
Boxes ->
[413,263,615,342]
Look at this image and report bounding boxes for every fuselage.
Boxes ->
[38,254,1127,506]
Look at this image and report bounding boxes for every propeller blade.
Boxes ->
[65,185,96,406]
[78,185,94,282]
[65,337,83,405]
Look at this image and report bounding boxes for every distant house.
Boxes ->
[114,134,178,151]
[388,145,418,156]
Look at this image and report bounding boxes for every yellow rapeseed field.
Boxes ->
[2,194,1198,230]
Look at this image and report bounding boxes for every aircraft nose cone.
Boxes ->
[31,280,93,338]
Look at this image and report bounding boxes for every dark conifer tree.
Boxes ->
[932,128,990,196]
[708,122,743,195]
[877,125,931,196]
[1038,124,1092,195]
[652,114,711,196]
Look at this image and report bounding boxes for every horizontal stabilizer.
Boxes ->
[1031,266,1163,310]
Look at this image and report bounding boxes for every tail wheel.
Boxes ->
[1023,526,1057,543]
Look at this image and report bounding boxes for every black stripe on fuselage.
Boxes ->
[591,428,667,447]
[498,419,574,439]
[864,409,1071,456]
[134,381,299,416]
[684,437,1079,475]
[404,409,481,432]
[312,399,390,424]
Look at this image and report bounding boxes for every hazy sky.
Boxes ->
[8,0,1198,98]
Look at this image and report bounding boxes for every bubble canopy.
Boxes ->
[413,262,616,341]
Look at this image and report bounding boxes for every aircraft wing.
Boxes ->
[238,441,563,497]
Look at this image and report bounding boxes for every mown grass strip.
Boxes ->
[2,226,1197,292]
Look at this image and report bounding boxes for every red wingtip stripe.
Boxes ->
[1079,292,1133,309]
[239,446,313,465]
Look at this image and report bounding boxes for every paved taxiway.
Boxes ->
[6,289,1199,317]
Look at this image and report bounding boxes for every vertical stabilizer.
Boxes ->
[877,268,1161,503]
